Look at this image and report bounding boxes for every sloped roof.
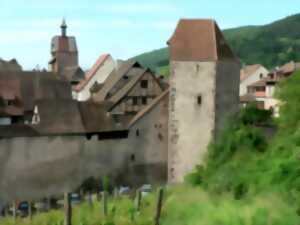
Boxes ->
[94,60,141,102]
[62,66,85,82]
[74,54,110,92]
[108,68,147,106]
[279,61,300,75]
[78,101,127,133]
[0,99,128,138]
[0,58,22,71]
[168,19,238,62]
[240,93,256,103]
[248,77,278,88]
[108,68,164,111]
[0,71,72,112]
[240,64,263,81]
[35,99,84,134]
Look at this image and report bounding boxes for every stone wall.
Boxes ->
[0,94,168,202]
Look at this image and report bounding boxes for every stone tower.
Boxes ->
[49,19,79,76]
[167,19,240,183]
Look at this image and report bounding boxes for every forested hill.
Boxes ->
[132,13,300,73]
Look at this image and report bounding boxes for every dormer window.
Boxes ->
[32,105,40,125]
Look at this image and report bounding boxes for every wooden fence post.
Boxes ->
[12,201,17,220]
[135,189,142,212]
[64,192,72,225]
[154,188,164,225]
[4,204,9,217]
[88,191,93,207]
[102,191,108,217]
[46,197,51,212]
[113,187,119,199]
[28,201,32,221]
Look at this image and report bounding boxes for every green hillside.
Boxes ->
[132,13,300,75]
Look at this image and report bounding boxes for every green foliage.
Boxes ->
[161,186,298,225]
[185,105,272,197]
[208,105,270,164]
[156,65,170,77]
[131,47,169,71]
[238,104,272,125]
[275,70,300,133]
[102,176,110,192]
[133,13,300,71]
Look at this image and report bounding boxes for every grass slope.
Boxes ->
[132,13,300,75]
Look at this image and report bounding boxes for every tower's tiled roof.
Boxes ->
[168,19,238,62]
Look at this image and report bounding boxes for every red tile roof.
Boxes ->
[74,54,110,92]
[168,19,238,62]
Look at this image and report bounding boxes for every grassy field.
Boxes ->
[0,186,298,225]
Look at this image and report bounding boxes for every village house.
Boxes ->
[240,64,269,96]
[240,61,300,116]
[73,54,116,101]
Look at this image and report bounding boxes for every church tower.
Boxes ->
[167,19,240,183]
[49,19,79,79]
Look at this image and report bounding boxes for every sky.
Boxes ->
[0,0,299,70]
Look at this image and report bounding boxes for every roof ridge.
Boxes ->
[74,54,110,92]
[108,68,148,107]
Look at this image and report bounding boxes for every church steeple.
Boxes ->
[60,18,67,37]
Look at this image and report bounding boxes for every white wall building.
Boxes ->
[240,64,269,96]
[73,54,116,101]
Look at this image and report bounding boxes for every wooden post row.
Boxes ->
[154,188,164,225]
[64,192,72,225]
[102,191,108,217]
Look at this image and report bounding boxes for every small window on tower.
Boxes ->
[197,95,202,105]
[141,80,148,89]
